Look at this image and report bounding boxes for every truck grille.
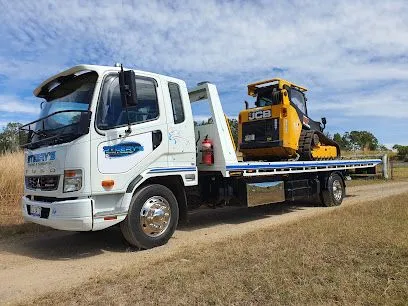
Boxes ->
[242,118,279,142]
[25,175,60,191]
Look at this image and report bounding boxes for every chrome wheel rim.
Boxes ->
[140,196,171,237]
[332,180,343,201]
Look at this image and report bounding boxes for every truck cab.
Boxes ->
[21,65,197,236]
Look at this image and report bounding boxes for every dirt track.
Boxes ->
[1,181,408,304]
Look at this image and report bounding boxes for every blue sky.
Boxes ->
[0,0,407,147]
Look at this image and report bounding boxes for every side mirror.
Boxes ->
[320,117,327,132]
[119,66,138,107]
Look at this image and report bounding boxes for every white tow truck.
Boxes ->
[20,65,381,249]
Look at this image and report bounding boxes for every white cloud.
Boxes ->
[0,95,39,115]
[0,0,407,143]
[310,81,408,119]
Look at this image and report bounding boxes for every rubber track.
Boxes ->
[298,130,340,161]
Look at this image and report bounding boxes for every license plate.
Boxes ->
[30,205,42,217]
[245,134,255,141]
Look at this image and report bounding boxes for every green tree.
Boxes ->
[227,118,238,146]
[377,144,389,151]
[0,122,23,153]
[346,131,379,151]
[333,132,352,150]
[393,144,408,160]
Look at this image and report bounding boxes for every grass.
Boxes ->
[346,178,389,187]
[347,156,408,186]
[0,151,48,238]
[26,192,408,305]
[392,162,408,180]
[341,150,396,159]
[346,162,408,187]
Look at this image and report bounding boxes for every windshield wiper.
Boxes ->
[30,129,48,138]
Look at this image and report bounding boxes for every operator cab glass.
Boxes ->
[289,88,307,114]
[20,71,98,149]
[255,85,280,107]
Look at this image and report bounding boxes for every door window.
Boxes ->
[168,82,185,124]
[289,88,307,114]
[97,75,159,130]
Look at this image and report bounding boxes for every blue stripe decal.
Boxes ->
[226,159,381,171]
[148,167,196,173]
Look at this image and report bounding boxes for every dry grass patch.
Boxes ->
[0,151,48,238]
[346,178,388,187]
[348,161,408,186]
[392,162,408,180]
[27,193,408,305]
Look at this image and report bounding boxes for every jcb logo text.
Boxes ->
[248,110,272,121]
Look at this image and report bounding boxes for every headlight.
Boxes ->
[63,169,82,192]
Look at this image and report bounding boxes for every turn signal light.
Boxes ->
[63,169,82,193]
[102,180,115,188]
[282,107,288,117]
[64,170,78,177]
[104,216,117,220]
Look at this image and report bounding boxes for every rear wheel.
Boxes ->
[121,184,179,249]
[320,173,345,207]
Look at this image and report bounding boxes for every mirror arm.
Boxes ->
[124,84,132,134]
[120,64,132,134]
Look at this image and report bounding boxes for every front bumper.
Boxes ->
[21,196,93,231]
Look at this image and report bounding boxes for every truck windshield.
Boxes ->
[20,71,98,149]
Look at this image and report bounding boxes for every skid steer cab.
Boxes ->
[238,78,340,161]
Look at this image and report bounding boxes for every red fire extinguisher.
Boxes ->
[201,136,214,165]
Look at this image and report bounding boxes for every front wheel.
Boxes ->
[320,173,345,207]
[121,184,179,249]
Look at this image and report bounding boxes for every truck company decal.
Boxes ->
[248,110,272,121]
[98,133,152,174]
[27,151,56,164]
[103,142,144,158]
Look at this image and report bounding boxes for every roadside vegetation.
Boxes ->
[346,161,408,187]
[392,161,408,180]
[0,151,47,238]
[25,192,408,305]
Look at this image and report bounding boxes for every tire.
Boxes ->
[120,184,179,249]
[320,173,345,207]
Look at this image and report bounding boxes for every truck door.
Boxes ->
[90,73,168,193]
[165,81,196,167]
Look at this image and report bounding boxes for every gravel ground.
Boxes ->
[0,181,407,304]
